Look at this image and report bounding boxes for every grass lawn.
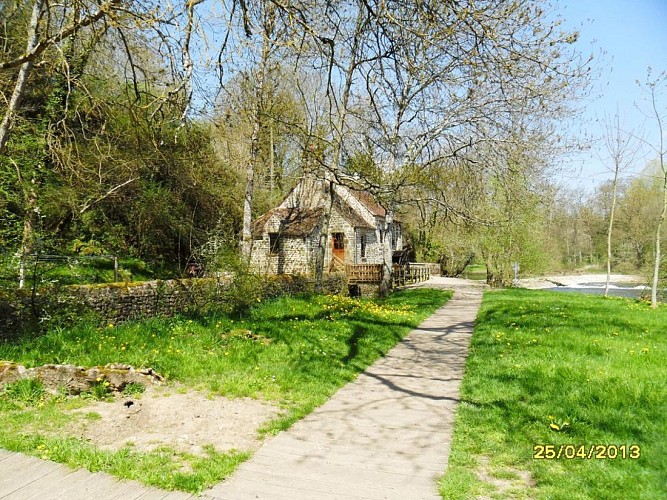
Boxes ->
[0,288,450,493]
[440,289,666,500]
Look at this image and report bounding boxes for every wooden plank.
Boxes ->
[52,471,130,500]
[0,466,74,499]
[0,453,36,480]
[92,479,150,500]
[347,263,382,284]
[133,487,194,500]
[0,450,14,464]
[0,456,63,497]
[21,469,92,500]
[160,491,198,499]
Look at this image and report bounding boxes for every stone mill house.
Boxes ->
[250,177,403,275]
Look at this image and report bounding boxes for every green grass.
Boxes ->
[0,255,165,289]
[440,289,667,500]
[0,288,450,493]
[462,264,487,281]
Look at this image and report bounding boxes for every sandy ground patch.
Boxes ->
[68,386,281,456]
[515,273,646,290]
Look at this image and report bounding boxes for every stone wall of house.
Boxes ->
[355,228,383,264]
[348,282,380,298]
[251,210,322,275]
[251,203,398,271]
[251,234,317,275]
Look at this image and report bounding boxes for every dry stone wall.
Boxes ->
[70,276,234,323]
[0,274,346,341]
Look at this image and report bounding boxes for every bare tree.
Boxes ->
[238,3,279,263]
[599,112,640,296]
[638,70,667,307]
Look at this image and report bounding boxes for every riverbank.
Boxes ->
[515,273,646,290]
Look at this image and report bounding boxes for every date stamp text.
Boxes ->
[533,444,641,460]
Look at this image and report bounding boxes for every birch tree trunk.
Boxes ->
[4,1,45,287]
[378,213,394,297]
[651,173,667,307]
[602,113,637,296]
[604,174,618,297]
[0,0,44,154]
[646,73,666,308]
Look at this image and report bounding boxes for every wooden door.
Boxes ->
[332,232,345,262]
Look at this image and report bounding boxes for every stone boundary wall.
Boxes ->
[0,273,347,341]
[70,276,234,324]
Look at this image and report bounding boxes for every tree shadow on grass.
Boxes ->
[342,324,365,364]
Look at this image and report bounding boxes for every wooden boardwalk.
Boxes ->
[0,449,202,499]
[205,280,483,499]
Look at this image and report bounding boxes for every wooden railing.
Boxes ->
[346,263,382,283]
[341,261,431,285]
[392,262,431,286]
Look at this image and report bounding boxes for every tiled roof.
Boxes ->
[348,189,386,217]
[252,207,324,238]
[333,196,375,229]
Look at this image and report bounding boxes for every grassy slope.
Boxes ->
[0,288,450,492]
[440,289,666,500]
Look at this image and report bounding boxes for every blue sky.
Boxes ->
[556,0,667,192]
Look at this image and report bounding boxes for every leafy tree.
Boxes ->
[615,174,661,272]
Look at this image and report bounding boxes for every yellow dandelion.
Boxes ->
[549,423,560,431]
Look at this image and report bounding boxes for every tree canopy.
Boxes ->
[1,0,600,286]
